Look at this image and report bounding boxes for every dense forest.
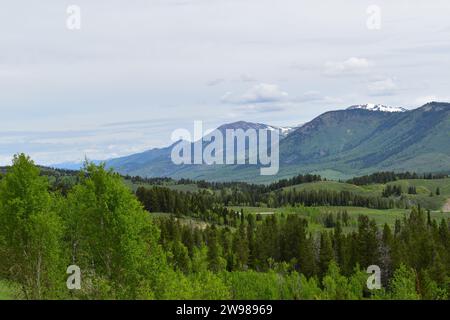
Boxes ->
[0,154,449,300]
[135,184,403,217]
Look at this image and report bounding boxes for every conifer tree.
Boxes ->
[319,232,334,278]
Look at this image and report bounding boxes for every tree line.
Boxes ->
[135,185,404,219]
[129,173,323,193]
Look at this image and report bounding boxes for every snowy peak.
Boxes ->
[347,104,407,113]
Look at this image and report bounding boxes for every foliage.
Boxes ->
[0,155,449,300]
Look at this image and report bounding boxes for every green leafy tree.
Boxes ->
[389,264,420,300]
[64,162,166,299]
[297,274,322,300]
[0,154,64,299]
[321,261,365,300]
[168,240,191,274]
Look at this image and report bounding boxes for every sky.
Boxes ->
[1,0,450,165]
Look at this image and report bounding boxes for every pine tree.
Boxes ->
[319,232,334,278]
[333,221,344,268]
[380,224,393,286]
[356,215,379,268]
[298,235,316,277]
[206,226,225,272]
[232,223,249,270]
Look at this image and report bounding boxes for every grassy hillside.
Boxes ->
[279,178,450,211]
[280,109,392,164]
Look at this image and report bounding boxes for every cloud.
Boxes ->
[323,57,371,77]
[206,78,225,86]
[415,95,437,106]
[222,86,342,115]
[2,1,450,164]
[222,83,288,104]
[0,121,179,166]
[296,90,323,102]
[240,74,256,82]
[367,78,397,96]
[414,95,450,107]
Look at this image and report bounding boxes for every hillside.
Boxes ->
[95,102,450,182]
[280,178,450,211]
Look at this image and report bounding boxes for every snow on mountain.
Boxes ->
[347,103,407,113]
[267,125,296,135]
[279,126,296,134]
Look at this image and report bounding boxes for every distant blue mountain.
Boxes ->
[51,160,103,171]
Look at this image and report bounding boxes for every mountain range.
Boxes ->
[52,102,450,182]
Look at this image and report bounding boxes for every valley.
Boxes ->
[130,175,450,233]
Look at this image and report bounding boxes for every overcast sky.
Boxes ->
[1,0,450,165]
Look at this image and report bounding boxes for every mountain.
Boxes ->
[105,144,175,178]
[104,121,295,179]
[278,101,450,180]
[54,102,450,182]
[347,104,407,113]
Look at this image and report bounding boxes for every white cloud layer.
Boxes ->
[1,0,450,164]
